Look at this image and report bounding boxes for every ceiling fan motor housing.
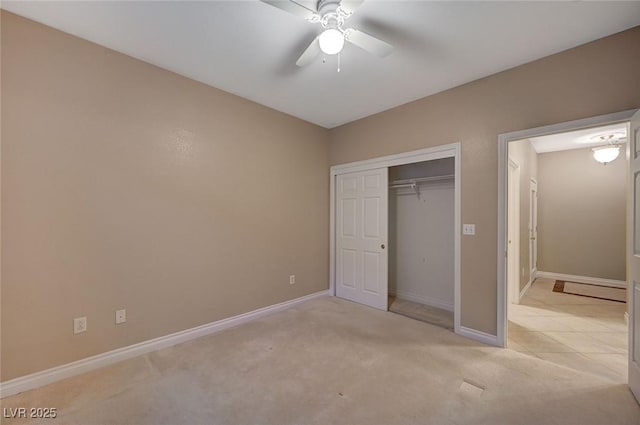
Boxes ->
[317,0,350,30]
[317,0,341,17]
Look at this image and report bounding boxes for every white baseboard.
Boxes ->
[391,291,453,312]
[536,271,626,289]
[0,290,329,399]
[519,278,533,300]
[457,326,499,347]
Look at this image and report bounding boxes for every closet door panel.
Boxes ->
[340,249,357,289]
[336,169,388,311]
[363,197,381,239]
[341,198,357,238]
[363,251,382,295]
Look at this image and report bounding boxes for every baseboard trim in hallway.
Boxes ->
[458,326,499,346]
[0,290,329,399]
[519,278,534,300]
[536,271,626,289]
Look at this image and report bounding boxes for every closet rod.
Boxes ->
[389,174,454,187]
[389,182,419,196]
[389,183,417,189]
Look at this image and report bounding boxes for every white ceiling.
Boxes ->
[3,1,640,128]
[529,123,628,154]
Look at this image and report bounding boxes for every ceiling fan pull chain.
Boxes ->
[323,55,326,64]
[337,53,341,72]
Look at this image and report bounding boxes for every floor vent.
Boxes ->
[459,379,485,397]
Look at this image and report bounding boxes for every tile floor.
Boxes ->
[508,277,628,383]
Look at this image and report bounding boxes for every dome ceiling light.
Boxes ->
[591,133,624,165]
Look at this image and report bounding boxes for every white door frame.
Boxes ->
[507,157,521,305]
[497,109,639,348]
[330,143,461,333]
[529,179,538,284]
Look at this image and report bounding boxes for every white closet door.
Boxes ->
[336,168,388,311]
[629,110,640,402]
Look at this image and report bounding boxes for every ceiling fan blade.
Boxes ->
[260,0,318,21]
[340,0,365,14]
[296,36,321,67]
[345,28,394,57]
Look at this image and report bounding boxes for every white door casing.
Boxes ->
[497,109,638,348]
[330,143,461,336]
[629,110,640,402]
[529,179,538,283]
[336,168,388,311]
[508,158,521,304]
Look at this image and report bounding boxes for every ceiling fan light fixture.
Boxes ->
[592,145,621,165]
[318,28,345,55]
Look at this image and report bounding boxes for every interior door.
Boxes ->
[529,180,538,282]
[336,168,388,311]
[629,110,640,402]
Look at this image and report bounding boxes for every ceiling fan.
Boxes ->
[260,0,394,67]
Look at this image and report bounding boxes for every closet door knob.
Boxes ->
[381,244,385,249]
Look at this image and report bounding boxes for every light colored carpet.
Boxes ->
[389,296,454,330]
[2,296,639,425]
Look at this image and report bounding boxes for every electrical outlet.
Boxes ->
[463,224,476,235]
[289,275,295,285]
[115,309,126,324]
[73,317,87,334]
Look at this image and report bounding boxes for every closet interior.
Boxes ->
[388,157,455,330]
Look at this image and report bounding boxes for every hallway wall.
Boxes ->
[537,147,626,280]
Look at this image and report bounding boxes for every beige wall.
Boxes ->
[537,147,626,280]
[329,26,640,335]
[2,11,640,382]
[0,12,329,381]
[508,139,538,292]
